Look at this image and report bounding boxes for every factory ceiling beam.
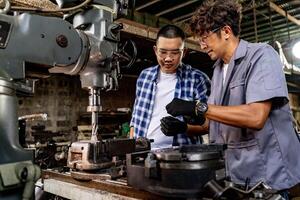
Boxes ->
[241,14,298,33]
[269,1,300,26]
[243,26,300,42]
[173,13,194,25]
[155,0,198,17]
[135,0,161,12]
[241,6,295,28]
[242,18,299,38]
[252,0,258,42]
[173,1,271,27]
[116,18,203,52]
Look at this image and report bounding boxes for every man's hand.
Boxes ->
[166,98,196,117]
[160,116,187,136]
[184,115,206,126]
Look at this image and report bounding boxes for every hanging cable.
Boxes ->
[285,9,294,74]
[268,1,274,43]
[252,0,258,42]
[286,10,291,40]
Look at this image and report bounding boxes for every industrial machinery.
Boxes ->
[0,0,136,199]
[127,144,285,200]
[127,144,227,198]
[0,1,288,199]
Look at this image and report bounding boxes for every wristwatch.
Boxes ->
[195,100,208,116]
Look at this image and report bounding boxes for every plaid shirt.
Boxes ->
[130,63,210,146]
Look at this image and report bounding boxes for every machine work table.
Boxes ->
[42,170,167,200]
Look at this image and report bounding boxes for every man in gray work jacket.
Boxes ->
[164,0,300,198]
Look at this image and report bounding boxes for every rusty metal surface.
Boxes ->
[67,141,115,171]
[67,139,135,171]
[71,170,111,181]
[0,0,58,9]
[42,170,167,200]
[44,179,137,200]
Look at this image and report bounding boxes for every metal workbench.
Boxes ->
[42,170,167,200]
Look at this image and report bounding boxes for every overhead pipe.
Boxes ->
[268,2,274,42]
[155,0,198,17]
[135,0,161,11]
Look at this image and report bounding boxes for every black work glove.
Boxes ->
[184,115,206,126]
[160,116,187,136]
[166,98,196,117]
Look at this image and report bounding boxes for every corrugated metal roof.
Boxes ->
[126,0,300,92]
[128,0,300,44]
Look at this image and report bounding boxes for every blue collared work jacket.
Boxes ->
[208,39,300,190]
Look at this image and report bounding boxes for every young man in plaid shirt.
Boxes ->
[130,24,210,149]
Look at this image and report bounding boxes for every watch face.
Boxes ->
[197,102,208,115]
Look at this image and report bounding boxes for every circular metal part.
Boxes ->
[0,0,11,14]
[155,151,181,161]
[159,160,224,170]
[0,78,15,95]
[154,148,221,162]
[20,167,28,181]
[127,144,227,199]
[49,31,90,75]
[56,35,68,48]
[99,40,114,59]
[147,185,202,199]
[179,144,227,153]
[186,152,221,161]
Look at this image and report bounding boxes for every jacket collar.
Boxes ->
[213,39,248,68]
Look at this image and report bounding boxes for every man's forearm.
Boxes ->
[206,101,272,130]
[129,127,134,138]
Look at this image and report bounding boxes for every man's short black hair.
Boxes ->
[156,24,186,41]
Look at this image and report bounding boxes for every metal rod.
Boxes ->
[172,12,194,23]
[155,0,198,17]
[268,1,274,42]
[285,9,294,74]
[286,10,290,40]
[252,0,258,42]
[135,0,160,11]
